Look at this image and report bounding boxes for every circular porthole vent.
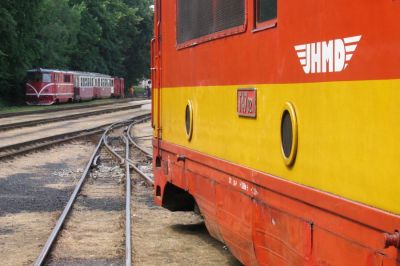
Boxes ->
[185,100,193,141]
[281,102,298,167]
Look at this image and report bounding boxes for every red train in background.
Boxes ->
[25,68,124,105]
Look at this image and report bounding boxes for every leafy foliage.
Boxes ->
[0,0,153,105]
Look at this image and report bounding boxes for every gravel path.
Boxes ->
[130,121,242,265]
[0,140,96,266]
[47,154,126,265]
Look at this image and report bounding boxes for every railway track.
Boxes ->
[34,116,153,266]
[0,98,137,119]
[0,113,150,161]
[0,100,148,131]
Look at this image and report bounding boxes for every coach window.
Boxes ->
[64,75,71,83]
[254,0,277,31]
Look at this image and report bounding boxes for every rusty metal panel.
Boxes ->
[253,201,312,265]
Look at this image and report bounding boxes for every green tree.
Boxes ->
[0,0,154,105]
[69,2,107,73]
[0,0,43,104]
[121,0,153,86]
[35,0,82,69]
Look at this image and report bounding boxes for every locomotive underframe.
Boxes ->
[154,139,400,265]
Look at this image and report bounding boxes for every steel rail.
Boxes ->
[103,116,151,164]
[131,134,153,139]
[103,135,125,165]
[105,119,154,183]
[0,98,136,119]
[0,113,151,160]
[0,129,104,160]
[126,158,154,186]
[33,114,151,265]
[0,104,142,131]
[124,136,132,266]
[127,120,152,159]
[34,127,107,266]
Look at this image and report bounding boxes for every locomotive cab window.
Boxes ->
[27,72,45,82]
[177,0,246,48]
[255,0,277,30]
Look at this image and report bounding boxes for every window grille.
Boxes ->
[177,0,245,44]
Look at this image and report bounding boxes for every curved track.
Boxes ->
[0,98,136,119]
[0,100,149,131]
[34,115,153,266]
[0,102,150,160]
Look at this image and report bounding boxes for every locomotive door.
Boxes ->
[152,0,162,154]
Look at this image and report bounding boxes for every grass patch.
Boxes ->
[133,85,150,97]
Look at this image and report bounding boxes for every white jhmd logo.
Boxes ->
[294,35,362,74]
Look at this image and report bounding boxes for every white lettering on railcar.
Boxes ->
[228,176,259,196]
[295,35,362,74]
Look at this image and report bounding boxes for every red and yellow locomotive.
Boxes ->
[151,0,400,265]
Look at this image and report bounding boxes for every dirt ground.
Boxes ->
[131,176,241,266]
[0,119,241,266]
[48,153,126,266]
[130,121,241,265]
[0,140,96,266]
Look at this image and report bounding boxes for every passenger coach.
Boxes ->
[151,0,400,265]
[26,68,124,105]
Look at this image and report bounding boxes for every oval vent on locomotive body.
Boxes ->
[185,100,193,141]
[281,102,298,167]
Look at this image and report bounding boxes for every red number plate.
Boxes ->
[237,89,257,118]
